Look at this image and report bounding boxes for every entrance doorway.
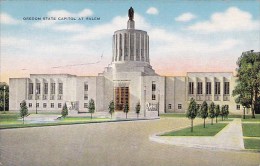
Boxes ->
[114,87,129,111]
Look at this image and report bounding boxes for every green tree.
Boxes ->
[233,51,260,118]
[88,99,95,119]
[0,83,9,112]
[20,100,28,124]
[220,105,225,121]
[224,105,229,119]
[61,103,68,118]
[186,98,197,132]
[200,101,208,128]
[135,102,140,119]
[123,103,129,119]
[108,100,115,119]
[208,102,215,125]
[215,105,220,123]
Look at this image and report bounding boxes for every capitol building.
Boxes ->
[9,8,242,118]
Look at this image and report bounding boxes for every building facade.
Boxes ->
[9,8,243,117]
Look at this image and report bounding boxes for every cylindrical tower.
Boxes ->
[112,8,150,64]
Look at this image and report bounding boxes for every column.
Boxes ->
[139,33,141,61]
[122,33,125,61]
[203,77,206,100]
[194,77,197,100]
[143,34,146,62]
[128,33,130,61]
[147,36,150,63]
[221,77,224,101]
[134,33,136,61]
[212,77,215,101]
[117,34,120,61]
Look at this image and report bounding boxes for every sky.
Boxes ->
[1,0,260,83]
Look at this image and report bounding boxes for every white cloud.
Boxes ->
[175,12,196,22]
[52,24,87,32]
[0,13,20,25]
[47,8,93,17]
[146,7,159,15]
[187,7,259,33]
[71,13,150,41]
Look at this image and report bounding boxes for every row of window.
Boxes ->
[29,83,63,95]
[188,82,229,95]
[168,104,243,110]
[168,104,182,109]
[28,103,63,108]
[28,103,92,109]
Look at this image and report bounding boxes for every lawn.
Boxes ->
[244,138,260,150]
[242,123,260,137]
[160,113,186,118]
[0,112,110,129]
[161,123,228,136]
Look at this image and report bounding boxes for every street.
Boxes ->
[0,118,259,166]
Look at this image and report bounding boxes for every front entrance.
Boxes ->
[114,87,129,111]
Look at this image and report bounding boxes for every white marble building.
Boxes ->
[9,8,242,117]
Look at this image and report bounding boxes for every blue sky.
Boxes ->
[1,0,260,83]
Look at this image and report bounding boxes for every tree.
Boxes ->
[199,101,208,128]
[61,103,68,118]
[186,98,197,132]
[0,83,9,112]
[220,105,225,121]
[88,99,95,119]
[208,102,215,125]
[108,100,115,119]
[123,103,129,119]
[20,100,28,124]
[224,105,229,119]
[215,104,220,123]
[135,102,140,119]
[233,51,260,118]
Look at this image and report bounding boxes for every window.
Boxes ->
[51,83,55,94]
[58,103,62,108]
[58,83,63,94]
[84,103,88,108]
[44,83,48,94]
[178,104,182,109]
[50,95,55,100]
[84,83,88,91]
[84,94,88,100]
[197,82,203,94]
[51,103,54,108]
[29,103,32,108]
[224,82,230,95]
[36,103,39,108]
[36,83,41,94]
[29,83,33,94]
[168,104,172,109]
[237,105,240,110]
[188,82,194,94]
[152,81,156,91]
[152,94,156,100]
[43,103,47,108]
[215,82,220,95]
[206,82,211,95]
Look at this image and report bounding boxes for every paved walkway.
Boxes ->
[150,119,245,151]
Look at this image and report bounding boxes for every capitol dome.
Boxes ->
[112,7,150,64]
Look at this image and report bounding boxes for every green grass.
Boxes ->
[0,112,111,129]
[161,123,228,136]
[244,138,260,150]
[242,123,260,137]
[160,113,186,118]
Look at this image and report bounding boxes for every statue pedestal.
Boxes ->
[127,20,135,29]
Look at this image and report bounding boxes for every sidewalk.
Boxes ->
[150,119,245,151]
